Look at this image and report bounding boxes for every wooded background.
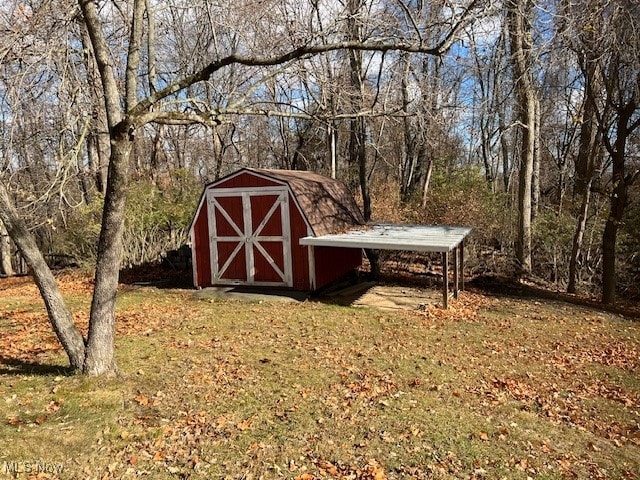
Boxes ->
[1,0,638,305]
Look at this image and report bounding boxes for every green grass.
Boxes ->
[0,276,639,479]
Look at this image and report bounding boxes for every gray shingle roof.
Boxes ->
[250,168,365,236]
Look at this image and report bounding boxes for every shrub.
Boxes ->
[422,167,511,248]
[619,202,640,298]
[531,208,577,285]
[369,167,513,278]
[56,171,200,267]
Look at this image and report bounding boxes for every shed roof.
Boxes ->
[300,223,472,252]
[246,168,366,236]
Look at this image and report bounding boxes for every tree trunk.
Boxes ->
[514,101,536,275]
[400,54,416,201]
[80,19,109,195]
[498,110,512,193]
[0,219,14,277]
[79,0,140,374]
[573,28,601,200]
[531,96,541,219]
[568,85,600,294]
[213,124,224,180]
[573,94,599,198]
[602,200,623,305]
[507,0,537,275]
[421,156,434,209]
[354,116,371,221]
[567,177,591,294]
[601,146,629,304]
[347,0,371,222]
[0,182,86,369]
[328,122,337,179]
[84,128,132,375]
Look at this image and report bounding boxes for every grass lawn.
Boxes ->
[0,272,638,479]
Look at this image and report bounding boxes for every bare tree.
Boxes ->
[551,0,640,302]
[1,0,487,375]
[507,0,539,275]
[566,1,603,294]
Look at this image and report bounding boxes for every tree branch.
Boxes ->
[128,0,484,122]
[78,0,123,129]
[136,106,412,128]
[125,0,146,111]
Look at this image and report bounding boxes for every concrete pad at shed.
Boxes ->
[195,282,443,311]
[195,286,309,303]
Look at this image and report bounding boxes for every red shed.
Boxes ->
[189,168,365,290]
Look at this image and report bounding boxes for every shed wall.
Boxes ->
[314,246,362,289]
[193,202,211,287]
[289,204,311,290]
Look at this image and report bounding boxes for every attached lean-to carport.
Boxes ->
[300,224,472,308]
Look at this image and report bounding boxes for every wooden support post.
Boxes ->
[442,251,449,309]
[460,240,465,291]
[308,245,316,291]
[453,247,459,299]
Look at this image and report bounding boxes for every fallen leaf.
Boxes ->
[237,418,253,431]
[294,474,314,480]
[34,416,48,425]
[7,417,21,427]
[315,460,339,476]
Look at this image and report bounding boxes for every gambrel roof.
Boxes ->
[248,168,365,236]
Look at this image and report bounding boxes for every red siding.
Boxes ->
[215,171,280,189]
[193,202,211,287]
[314,246,362,289]
[289,201,311,290]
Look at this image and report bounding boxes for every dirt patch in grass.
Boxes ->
[0,273,639,479]
[325,283,444,311]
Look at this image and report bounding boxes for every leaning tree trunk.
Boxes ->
[0,182,86,370]
[568,92,599,294]
[567,177,592,294]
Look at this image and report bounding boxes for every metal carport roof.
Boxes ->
[300,224,471,252]
[300,223,472,308]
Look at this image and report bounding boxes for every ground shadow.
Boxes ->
[195,285,309,303]
[0,356,74,376]
[116,260,639,317]
[468,274,640,320]
[119,263,194,289]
